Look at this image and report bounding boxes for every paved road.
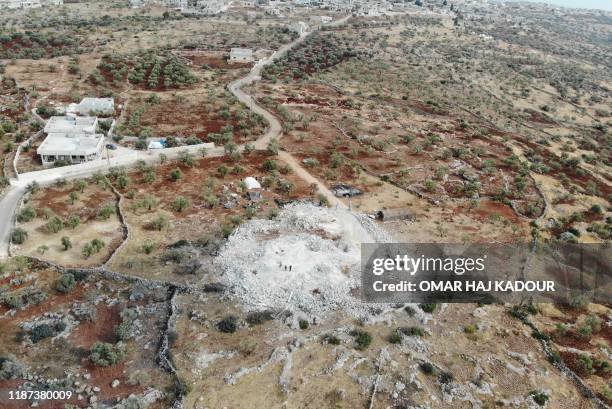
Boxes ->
[0,186,25,258]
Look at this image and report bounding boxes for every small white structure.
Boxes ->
[44,116,98,135]
[229,48,254,63]
[77,98,114,116]
[0,0,62,9]
[37,132,104,166]
[244,176,261,190]
[309,15,332,25]
[288,21,309,36]
[148,141,164,150]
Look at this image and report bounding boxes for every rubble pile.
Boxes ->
[215,203,391,317]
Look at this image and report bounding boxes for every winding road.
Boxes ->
[0,16,350,258]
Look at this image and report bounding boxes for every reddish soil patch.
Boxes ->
[470,199,522,223]
[69,304,121,350]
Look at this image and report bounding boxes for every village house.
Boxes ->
[44,116,98,135]
[229,48,254,63]
[37,133,104,166]
[38,116,104,166]
[309,15,332,25]
[76,98,115,116]
[0,0,62,8]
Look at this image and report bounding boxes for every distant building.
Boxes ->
[44,116,98,135]
[229,48,254,63]
[288,21,309,35]
[0,0,62,9]
[129,0,147,8]
[37,132,104,166]
[309,15,332,25]
[77,98,115,116]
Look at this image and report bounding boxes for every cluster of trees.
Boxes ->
[0,31,83,59]
[125,52,197,90]
[262,33,362,81]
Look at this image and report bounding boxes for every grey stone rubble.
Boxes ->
[214,203,392,318]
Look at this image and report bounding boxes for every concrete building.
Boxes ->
[310,15,332,25]
[0,0,62,8]
[77,98,115,116]
[39,116,102,166]
[288,21,309,35]
[44,116,98,135]
[37,132,104,166]
[229,48,254,63]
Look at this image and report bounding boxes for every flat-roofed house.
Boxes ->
[37,132,104,166]
[309,15,332,25]
[44,116,98,135]
[77,98,114,116]
[39,116,102,166]
[229,48,254,63]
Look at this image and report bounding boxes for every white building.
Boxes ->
[39,116,103,166]
[44,116,98,135]
[0,0,62,8]
[77,98,115,116]
[37,133,104,166]
[309,15,332,25]
[288,21,309,35]
[229,48,254,63]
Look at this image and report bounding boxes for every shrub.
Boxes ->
[54,273,76,293]
[529,390,550,406]
[217,316,237,334]
[420,362,435,375]
[151,214,168,231]
[404,306,416,316]
[29,323,55,343]
[90,343,122,367]
[438,371,453,384]
[576,353,594,374]
[323,334,341,345]
[464,325,477,334]
[388,332,402,344]
[172,196,189,212]
[0,357,23,380]
[17,207,36,223]
[398,326,425,337]
[419,303,437,313]
[246,311,274,325]
[299,319,309,330]
[3,294,23,309]
[46,216,64,233]
[61,236,72,251]
[350,329,372,350]
[11,228,28,244]
[238,338,258,356]
[97,204,115,220]
[169,168,182,181]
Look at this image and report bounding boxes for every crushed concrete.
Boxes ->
[214,203,392,317]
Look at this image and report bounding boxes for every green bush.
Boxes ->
[54,273,76,293]
[217,316,237,334]
[419,303,437,313]
[350,329,372,350]
[420,362,435,375]
[323,334,341,345]
[299,319,309,330]
[17,207,36,223]
[529,390,550,406]
[90,343,122,367]
[399,326,425,337]
[11,228,28,244]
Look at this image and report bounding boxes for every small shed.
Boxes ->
[148,141,164,150]
[377,208,413,222]
[244,176,261,190]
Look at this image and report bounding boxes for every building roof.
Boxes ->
[230,48,253,57]
[44,116,97,135]
[148,141,164,150]
[37,132,104,157]
[78,98,114,115]
[244,176,261,190]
